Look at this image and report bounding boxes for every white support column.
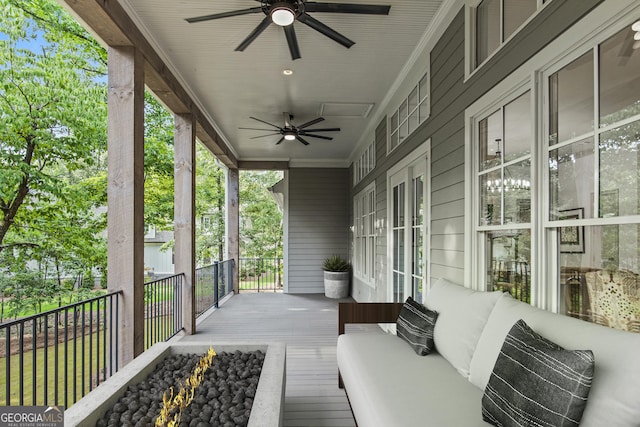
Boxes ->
[174,113,196,334]
[107,46,145,367]
[227,168,240,293]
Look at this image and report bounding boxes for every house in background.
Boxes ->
[57,0,640,364]
[143,226,174,279]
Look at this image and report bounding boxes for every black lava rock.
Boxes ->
[96,351,264,427]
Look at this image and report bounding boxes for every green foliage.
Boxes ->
[322,255,351,272]
[239,170,283,260]
[144,94,175,230]
[0,0,108,315]
[195,144,226,266]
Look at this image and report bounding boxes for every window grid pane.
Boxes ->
[544,25,640,331]
[389,75,429,152]
[486,229,531,303]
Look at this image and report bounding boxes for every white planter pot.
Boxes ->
[324,271,350,299]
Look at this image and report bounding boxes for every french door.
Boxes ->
[389,157,428,303]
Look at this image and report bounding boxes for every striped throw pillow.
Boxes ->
[396,297,438,356]
[482,319,594,427]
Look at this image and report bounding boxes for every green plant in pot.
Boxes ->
[322,255,351,299]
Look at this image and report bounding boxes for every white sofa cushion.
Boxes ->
[469,294,640,427]
[424,278,503,377]
[337,332,490,427]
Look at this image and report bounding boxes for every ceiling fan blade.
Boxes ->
[297,13,355,48]
[249,116,282,129]
[239,127,280,131]
[301,133,333,140]
[296,136,311,146]
[186,7,263,23]
[275,137,285,145]
[283,25,301,60]
[235,16,272,51]
[299,127,341,132]
[250,133,282,139]
[297,117,325,129]
[304,3,391,15]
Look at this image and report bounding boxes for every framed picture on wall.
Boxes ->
[559,207,584,253]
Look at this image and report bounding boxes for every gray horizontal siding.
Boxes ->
[288,168,349,293]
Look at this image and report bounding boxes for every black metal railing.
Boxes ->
[0,291,121,407]
[144,274,184,349]
[0,264,235,408]
[239,258,283,292]
[195,260,234,317]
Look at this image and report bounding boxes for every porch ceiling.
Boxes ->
[98,0,444,166]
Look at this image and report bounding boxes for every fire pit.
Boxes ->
[65,342,286,427]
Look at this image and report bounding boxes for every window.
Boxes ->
[471,0,539,71]
[388,73,429,153]
[354,183,376,285]
[468,9,640,333]
[475,90,532,302]
[546,26,640,332]
[353,140,376,185]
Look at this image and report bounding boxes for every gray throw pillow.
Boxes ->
[396,296,438,356]
[482,319,594,427]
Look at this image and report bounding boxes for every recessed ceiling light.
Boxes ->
[283,69,294,76]
[632,20,640,32]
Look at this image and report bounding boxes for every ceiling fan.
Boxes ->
[240,112,340,145]
[185,1,391,60]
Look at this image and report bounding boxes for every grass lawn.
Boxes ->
[0,332,106,407]
[1,290,108,321]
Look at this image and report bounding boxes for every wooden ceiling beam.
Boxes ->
[61,0,238,168]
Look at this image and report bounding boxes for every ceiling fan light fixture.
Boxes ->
[271,4,295,26]
[284,131,296,140]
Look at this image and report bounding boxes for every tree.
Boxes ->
[0,0,108,312]
[239,170,283,260]
[144,94,175,230]
[0,0,107,251]
[195,144,225,266]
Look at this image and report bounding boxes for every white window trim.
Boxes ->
[464,0,640,311]
[354,182,376,287]
[386,139,431,303]
[464,0,550,81]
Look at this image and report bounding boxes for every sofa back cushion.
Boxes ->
[469,294,640,427]
[424,278,503,378]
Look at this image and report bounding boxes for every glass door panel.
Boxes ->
[392,183,406,303]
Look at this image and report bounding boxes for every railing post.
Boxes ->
[214,262,219,308]
[229,260,235,294]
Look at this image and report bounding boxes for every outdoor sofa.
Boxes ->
[337,278,640,427]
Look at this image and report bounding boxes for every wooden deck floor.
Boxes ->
[178,293,359,427]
